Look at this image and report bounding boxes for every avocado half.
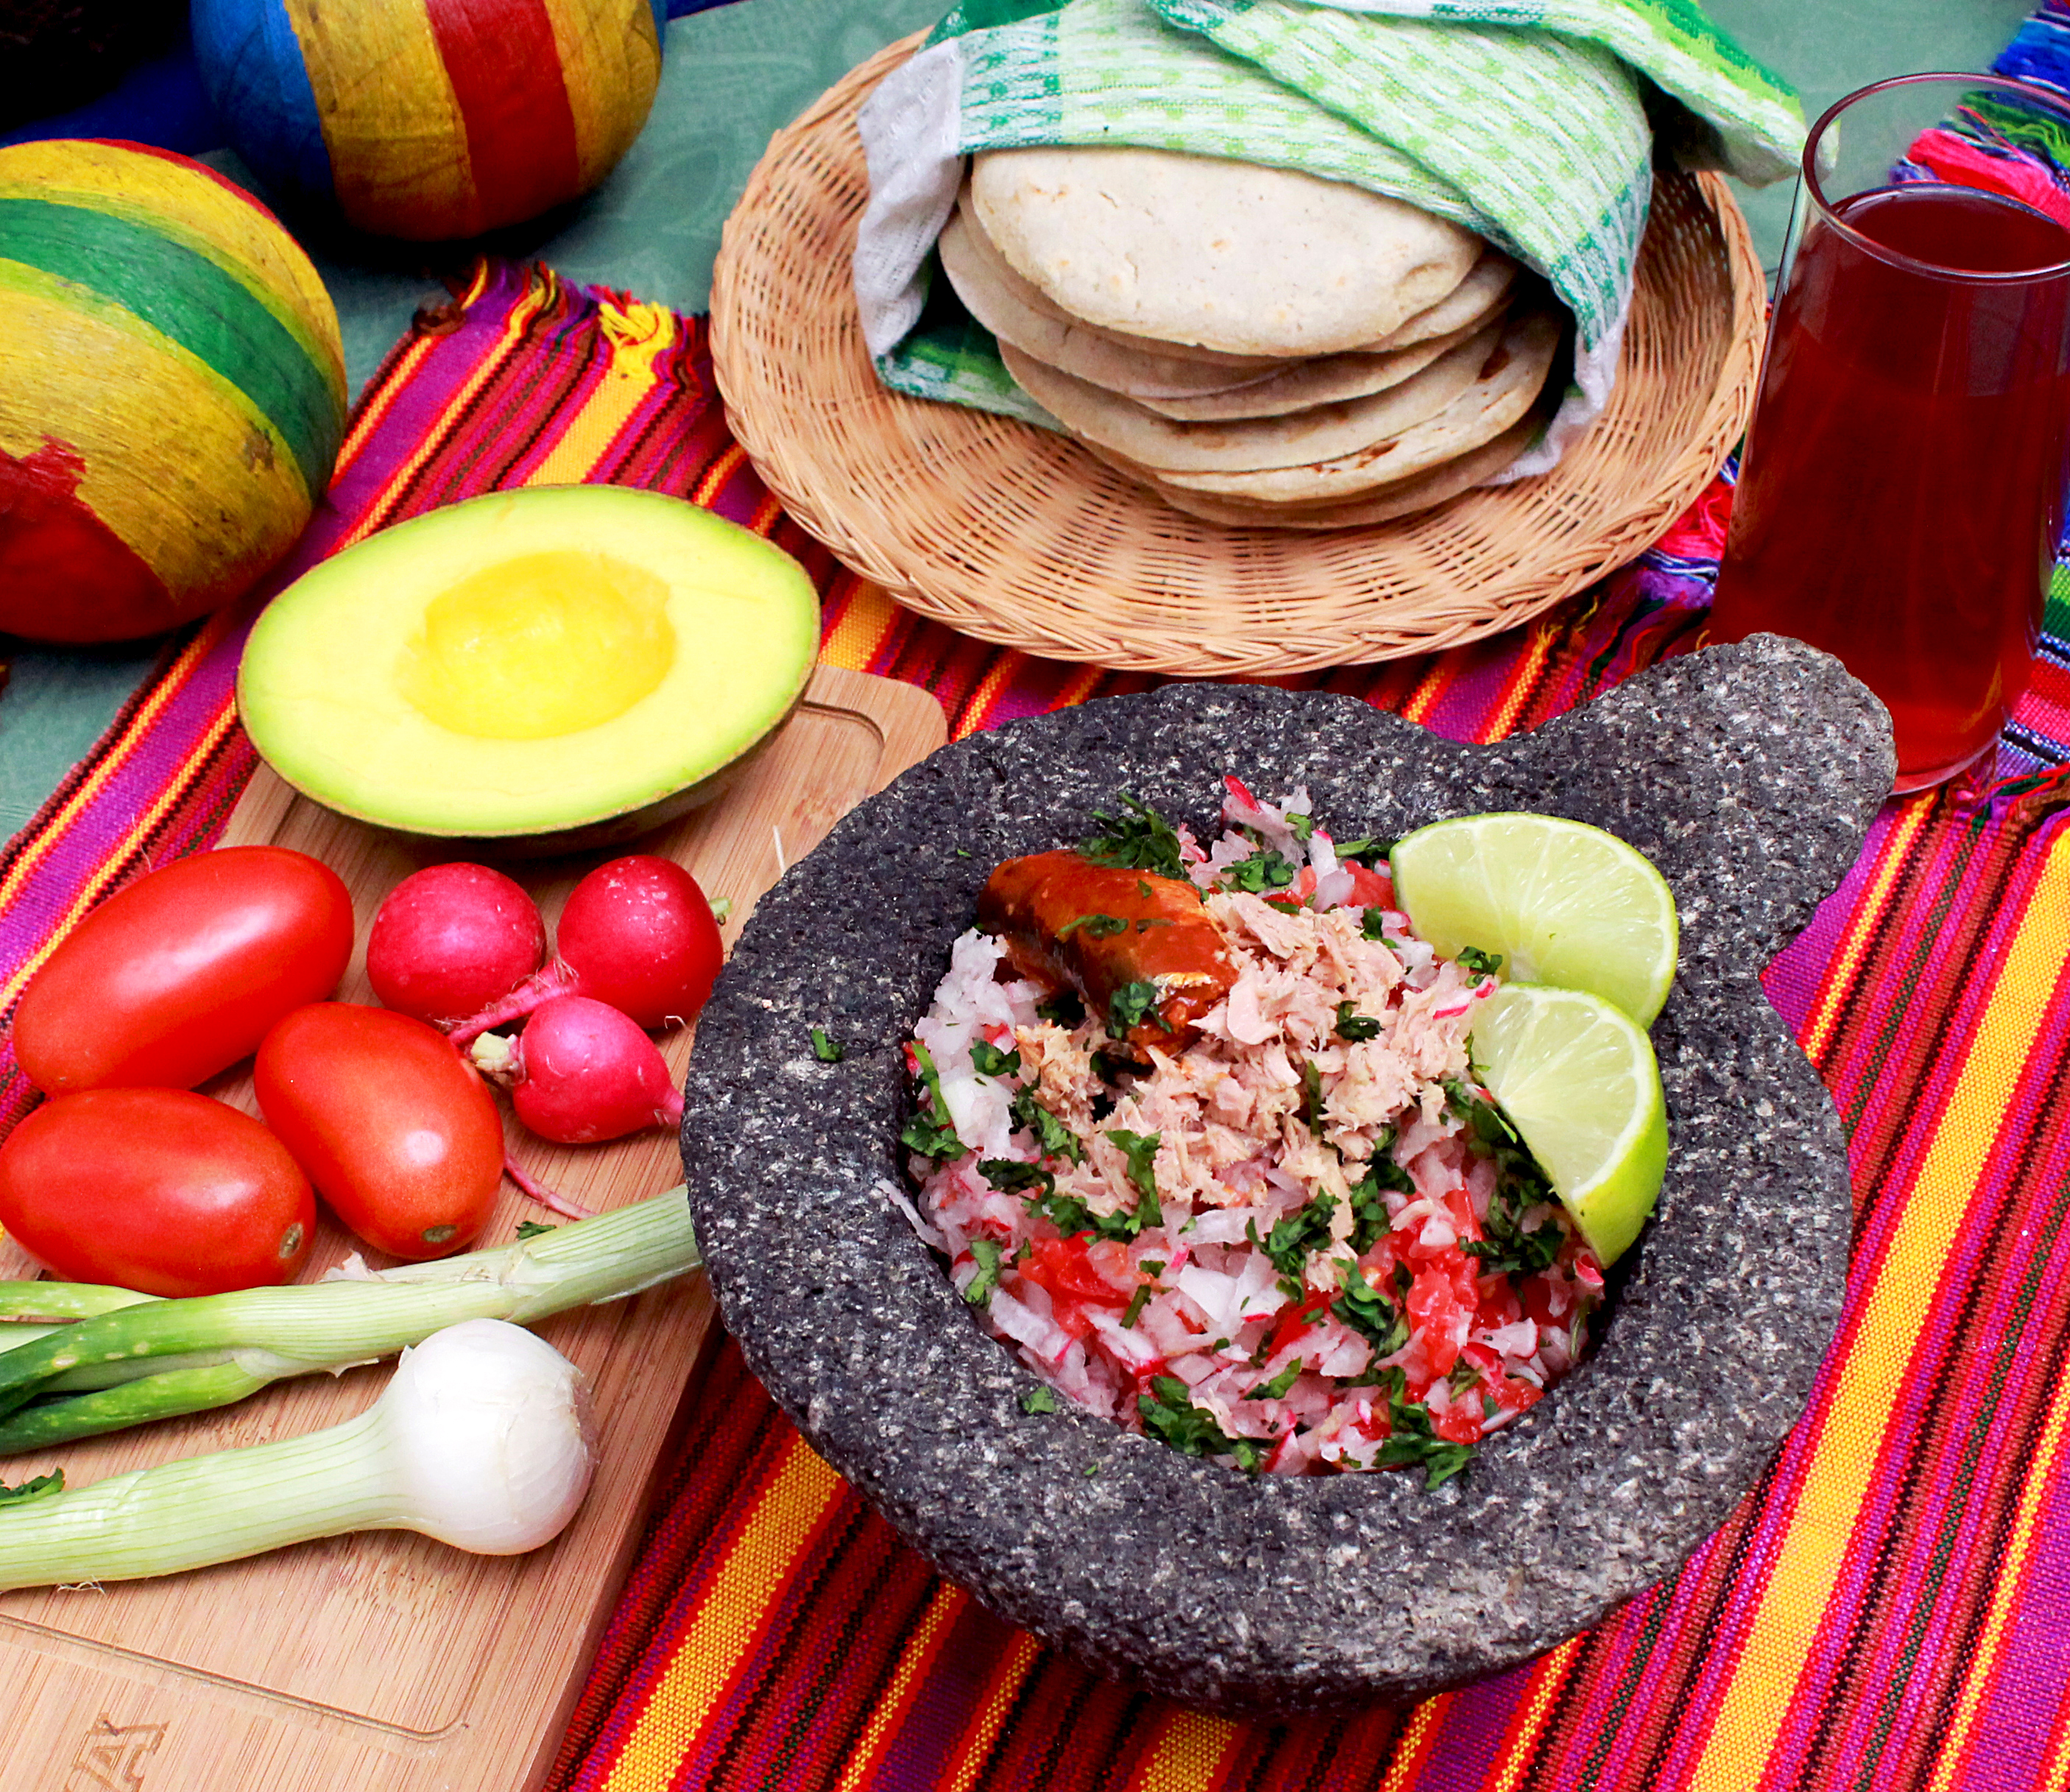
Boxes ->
[237,486,822,854]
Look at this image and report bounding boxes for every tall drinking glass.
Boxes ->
[1709,73,2070,793]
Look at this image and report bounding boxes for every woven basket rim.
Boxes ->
[711,33,1766,677]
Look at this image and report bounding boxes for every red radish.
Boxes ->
[470,995,684,1146]
[449,856,722,1044]
[367,864,547,1029]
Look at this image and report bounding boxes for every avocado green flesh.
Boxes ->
[236,486,821,840]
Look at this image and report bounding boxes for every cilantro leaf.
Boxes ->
[1104,1129,1163,1230]
[900,1112,966,1160]
[515,1218,559,1241]
[1081,793,1188,881]
[1346,1162,1409,1255]
[979,1159,1056,1200]
[810,1027,845,1063]
[1138,1377,1265,1472]
[1257,1193,1337,1279]
[970,1040,1021,1078]
[1121,1285,1151,1328]
[964,1238,1003,1306]
[1333,1001,1382,1043]
[1010,1084,1084,1163]
[1244,1360,1304,1400]
[1457,945,1505,978]
[1371,1379,1476,1488]
[1020,1384,1059,1414]
[902,1040,967,1161]
[1361,909,1393,942]
[1219,850,1298,895]
[1333,1263,1410,1357]
[1056,912,1128,941]
[1301,1059,1326,1132]
[1103,980,1170,1039]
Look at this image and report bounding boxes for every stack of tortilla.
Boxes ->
[939,145,1568,529]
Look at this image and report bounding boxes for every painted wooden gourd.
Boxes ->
[0,138,347,644]
[191,0,667,241]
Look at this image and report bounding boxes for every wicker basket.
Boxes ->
[711,35,1767,677]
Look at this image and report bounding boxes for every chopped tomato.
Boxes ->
[1476,1277,1525,1332]
[1406,1249,1479,1377]
[1021,1235,1131,1305]
[1344,863,1394,909]
[1265,1285,1335,1358]
[1430,1397,1483,1445]
[1444,1188,1483,1245]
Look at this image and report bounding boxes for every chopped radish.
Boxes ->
[367,864,546,1029]
[448,856,723,1044]
[472,995,683,1146]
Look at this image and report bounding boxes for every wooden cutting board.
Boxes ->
[0,664,947,1792]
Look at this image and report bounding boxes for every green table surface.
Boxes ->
[0,0,2033,840]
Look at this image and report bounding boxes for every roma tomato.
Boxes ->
[0,1088,314,1297]
[13,845,354,1096]
[255,1003,504,1260]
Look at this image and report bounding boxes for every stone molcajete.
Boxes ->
[681,635,1894,1715]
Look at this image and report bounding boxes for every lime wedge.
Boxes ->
[1469,982,1668,1266]
[1389,814,1678,1027]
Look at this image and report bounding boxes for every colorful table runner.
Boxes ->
[8,18,2070,1790]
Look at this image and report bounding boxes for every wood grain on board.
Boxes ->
[0,664,947,1792]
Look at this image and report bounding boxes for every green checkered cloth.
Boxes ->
[852,0,1801,475]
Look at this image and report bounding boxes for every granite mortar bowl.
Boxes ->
[681,635,1893,1716]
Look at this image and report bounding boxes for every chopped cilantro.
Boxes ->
[1220,849,1298,894]
[1138,1377,1265,1472]
[1136,879,1153,898]
[1361,909,1393,942]
[900,1112,966,1160]
[1301,1059,1326,1132]
[1010,1084,1084,1163]
[904,1041,967,1160]
[970,1040,1021,1078]
[1285,812,1314,842]
[810,1027,845,1063]
[1105,1129,1163,1230]
[1140,1259,1166,1277]
[1346,1162,1409,1254]
[1121,1285,1151,1328]
[1332,836,1393,864]
[964,1238,1003,1306]
[1371,1374,1476,1489]
[515,1218,559,1241]
[1457,945,1505,978]
[1258,1193,1337,1280]
[1035,990,1086,1026]
[1333,1001,1382,1043]
[1245,1360,1304,1401]
[1333,1263,1410,1358]
[1104,980,1169,1039]
[979,1159,1056,1200]
[1056,911,1128,942]
[1020,1384,1059,1414]
[1442,1082,1564,1275]
[1084,1463,1101,1477]
[1081,793,1187,881]
[0,1470,62,1508]
[1031,1187,1131,1241]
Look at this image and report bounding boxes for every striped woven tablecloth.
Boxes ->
[9,13,2070,1789]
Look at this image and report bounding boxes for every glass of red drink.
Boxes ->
[1709,73,2070,793]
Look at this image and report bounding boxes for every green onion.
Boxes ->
[0,1188,699,1455]
[0,1319,593,1592]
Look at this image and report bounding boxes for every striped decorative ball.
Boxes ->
[191,0,667,242]
[0,139,347,644]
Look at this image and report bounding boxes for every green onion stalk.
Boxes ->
[0,1319,596,1590]
[0,1188,700,1456]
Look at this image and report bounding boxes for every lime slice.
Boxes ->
[1389,814,1678,1027]
[1469,981,1668,1266]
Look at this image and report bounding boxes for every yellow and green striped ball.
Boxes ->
[0,138,347,644]
[191,0,665,242]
